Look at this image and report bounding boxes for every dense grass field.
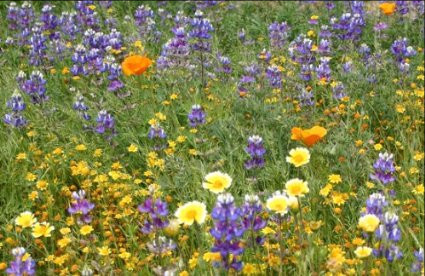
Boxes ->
[0,1,424,275]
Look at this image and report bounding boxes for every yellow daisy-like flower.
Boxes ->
[93,148,103,157]
[15,211,37,228]
[80,225,94,236]
[203,252,222,263]
[328,174,342,184]
[262,227,276,235]
[127,144,138,153]
[358,214,380,232]
[286,147,310,167]
[57,237,71,248]
[25,173,37,182]
[354,246,372,258]
[32,222,55,238]
[98,246,111,256]
[266,192,288,215]
[75,144,87,151]
[352,237,365,246]
[320,184,333,197]
[175,201,207,226]
[28,191,38,201]
[16,153,27,160]
[374,143,383,151]
[285,178,309,197]
[243,263,258,275]
[202,171,232,194]
[413,184,424,195]
[36,180,48,191]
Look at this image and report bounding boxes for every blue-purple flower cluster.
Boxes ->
[138,197,169,234]
[189,10,214,53]
[210,193,246,271]
[268,21,290,49]
[237,64,260,96]
[95,110,115,136]
[241,195,267,245]
[188,105,206,128]
[73,93,91,121]
[391,38,416,73]
[374,211,403,262]
[245,135,266,170]
[4,91,27,128]
[134,5,158,40]
[370,152,396,185]
[266,65,283,89]
[288,35,315,82]
[16,71,49,104]
[157,27,191,70]
[68,190,95,224]
[216,54,232,75]
[411,248,424,273]
[362,192,403,262]
[331,1,365,41]
[6,247,36,276]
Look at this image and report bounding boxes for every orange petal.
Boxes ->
[291,127,303,140]
[309,126,327,138]
[302,135,322,147]
[122,55,152,76]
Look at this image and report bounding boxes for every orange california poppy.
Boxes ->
[122,55,152,76]
[291,126,327,147]
[379,2,396,15]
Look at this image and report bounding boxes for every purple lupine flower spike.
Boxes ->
[4,90,27,128]
[6,247,36,275]
[73,94,91,121]
[148,123,167,150]
[216,54,232,74]
[316,57,331,82]
[396,1,409,15]
[332,82,346,100]
[268,21,290,49]
[362,193,402,262]
[370,152,396,185]
[107,63,124,92]
[365,193,387,219]
[68,190,95,224]
[411,248,424,272]
[95,110,115,134]
[138,197,169,234]
[188,105,206,128]
[298,88,315,107]
[266,65,282,88]
[245,136,266,170]
[241,195,266,245]
[18,71,49,104]
[148,124,166,139]
[331,2,365,41]
[210,193,246,271]
[189,10,214,53]
[157,26,191,70]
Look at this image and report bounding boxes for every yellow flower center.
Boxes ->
[293,153,305,164]
[185,209,197,220]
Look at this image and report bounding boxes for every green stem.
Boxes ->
[297,197,304,246]
[278,215,284,276]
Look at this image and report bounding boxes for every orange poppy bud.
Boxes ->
[379,2,396,15]
[122,55,152,76]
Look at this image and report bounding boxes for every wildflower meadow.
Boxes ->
[0,1,424,275]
